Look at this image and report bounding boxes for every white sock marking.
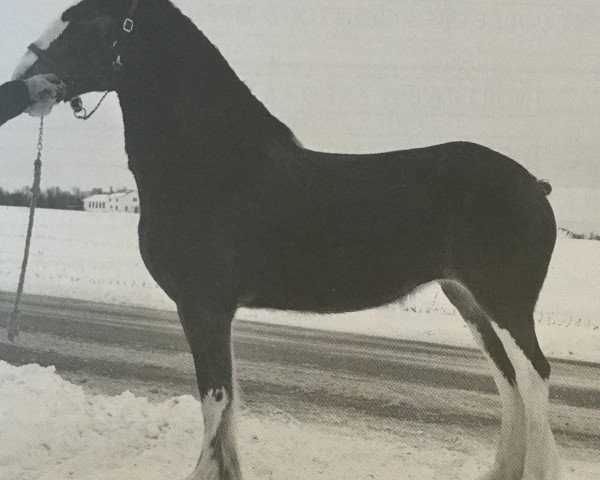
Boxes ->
[202,388,228,440]
[186,388,230,480]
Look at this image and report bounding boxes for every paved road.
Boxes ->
[1,291,599,447]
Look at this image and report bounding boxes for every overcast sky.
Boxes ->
[1,1,600,200]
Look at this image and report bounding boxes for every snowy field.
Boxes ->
[0,205,599,363]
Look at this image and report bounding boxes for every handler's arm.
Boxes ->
[0,80,30,127]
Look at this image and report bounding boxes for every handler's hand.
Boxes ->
[24,74,66,117]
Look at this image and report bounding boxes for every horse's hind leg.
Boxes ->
[177,295,242,480]
[443,276,563,480]
[490,320,562,480]
[442,281,526,480]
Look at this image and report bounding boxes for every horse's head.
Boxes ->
[13,0,137,114]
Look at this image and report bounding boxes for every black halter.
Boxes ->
[27,42,99,118]
[27,43,87,94]
[111,0,140,72]
[26,0,140,112]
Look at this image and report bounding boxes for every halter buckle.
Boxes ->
[123,18,134,33]
[113,55,123,72]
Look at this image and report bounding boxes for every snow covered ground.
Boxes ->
[0,361,597,480]
[0,206,599,363]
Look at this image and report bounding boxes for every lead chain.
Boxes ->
[7,116,44,341]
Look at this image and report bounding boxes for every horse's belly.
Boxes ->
[248,246,441,313]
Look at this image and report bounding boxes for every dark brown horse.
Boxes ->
[13,1,562,479]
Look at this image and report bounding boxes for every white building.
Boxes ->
[83,191,140,213]
[83,194,110,212]
[112,191,140,213]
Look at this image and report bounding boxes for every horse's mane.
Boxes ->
[140,0,301,148]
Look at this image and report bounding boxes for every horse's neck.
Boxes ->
[118,2,295,167]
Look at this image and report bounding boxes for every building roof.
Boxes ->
[84,194,110,202]
[108,191,136,200]
[84,191,137,202]
[108,192,127,200]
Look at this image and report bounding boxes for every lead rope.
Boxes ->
[72,91,110,120]
[7,116,44,341]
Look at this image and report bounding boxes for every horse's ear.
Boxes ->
[106,0,132,17]
[62,0,127,22]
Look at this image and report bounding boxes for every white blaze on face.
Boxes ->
[12,15,71,117]
[12,16,70,80]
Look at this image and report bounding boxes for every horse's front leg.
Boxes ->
[177,295,242,480]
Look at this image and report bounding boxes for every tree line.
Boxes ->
[0,187,127,210]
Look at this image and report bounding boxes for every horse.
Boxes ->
[12,1,562,479]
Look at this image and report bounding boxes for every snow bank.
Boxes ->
[0,206,599,362]
[0,361,200,480]
[0,362,596,480]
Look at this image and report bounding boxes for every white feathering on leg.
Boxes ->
[466,323,526,480]
[492,325,564,480]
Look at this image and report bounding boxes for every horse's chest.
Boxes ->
[137,215,182,300]
[136,199,243,299]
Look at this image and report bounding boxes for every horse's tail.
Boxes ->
[536,179,552,196]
